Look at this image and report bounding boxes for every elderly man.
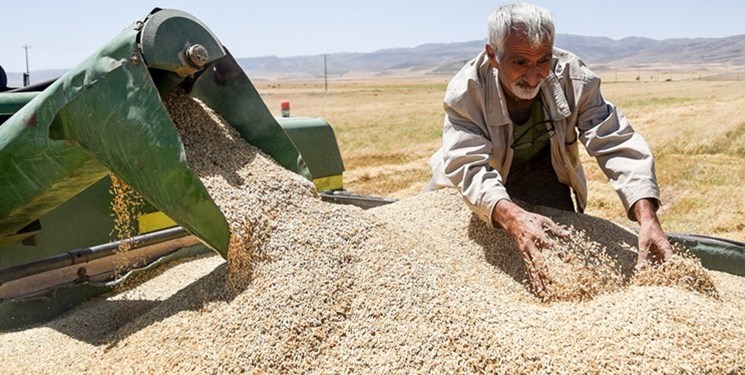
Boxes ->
[428,3,673,282]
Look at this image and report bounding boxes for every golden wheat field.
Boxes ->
[257,74,745,242]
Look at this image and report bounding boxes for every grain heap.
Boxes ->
[1,90,744,374]
[527,229,628,301]
[501,203,719,302]
[633,246,719,297]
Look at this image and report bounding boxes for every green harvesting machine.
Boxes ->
[0,8,394,329]
[0,8,742,330]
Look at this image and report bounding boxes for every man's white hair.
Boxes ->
[488,3,555,61]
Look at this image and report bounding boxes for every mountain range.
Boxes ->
[4,34,744,85]
[236,34,745,80]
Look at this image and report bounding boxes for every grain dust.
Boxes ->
[519,225,718,302]
[108,173,144,277]
[632,244,719,298]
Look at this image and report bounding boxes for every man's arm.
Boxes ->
[438,108,511,228]
[570,68,672,264]
[573,68,661,220]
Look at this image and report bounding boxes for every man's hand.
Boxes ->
[632,198,673,267]
[492,200,570,293]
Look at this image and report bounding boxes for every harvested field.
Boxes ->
[1,92,744,374]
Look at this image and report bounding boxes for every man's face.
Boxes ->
[487,32,553,101]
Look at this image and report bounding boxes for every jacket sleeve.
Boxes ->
[440,89,510,229]
[575,72,660,220]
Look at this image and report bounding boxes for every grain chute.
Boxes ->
[0,8,352,328]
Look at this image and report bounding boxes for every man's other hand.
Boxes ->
[632,198,673,267]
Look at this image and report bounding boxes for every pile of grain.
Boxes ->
[1,91,743,374]
[529,228,628,301]
[504,204,719,302]
[633,246,719,297]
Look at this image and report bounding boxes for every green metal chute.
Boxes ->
[0,8,310,258]
[668,233,745,276]
[0,16,229,257]
[189,52,311,180]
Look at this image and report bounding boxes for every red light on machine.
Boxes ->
[280,100,290,117]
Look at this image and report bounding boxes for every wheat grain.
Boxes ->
[108,174,144,278]
[1,90,743,374]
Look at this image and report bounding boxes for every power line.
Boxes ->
[23,44,30,86]
[0,43,92,51]
[323,54,328,93]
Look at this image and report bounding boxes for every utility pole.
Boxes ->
[23,44,31,86]
[323,54,328,93]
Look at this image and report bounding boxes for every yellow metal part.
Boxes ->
[313,174,343,192]
[138,211,178,234]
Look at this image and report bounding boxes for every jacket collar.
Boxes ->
[481,56,512,128]
[541,68,572,121]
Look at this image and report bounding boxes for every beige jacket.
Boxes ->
[428,48,660,229]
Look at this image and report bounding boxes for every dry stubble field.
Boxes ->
[257,74,745,242]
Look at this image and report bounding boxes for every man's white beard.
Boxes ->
[510,80,542,100]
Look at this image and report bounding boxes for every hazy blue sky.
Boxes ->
[1,0,741,72]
